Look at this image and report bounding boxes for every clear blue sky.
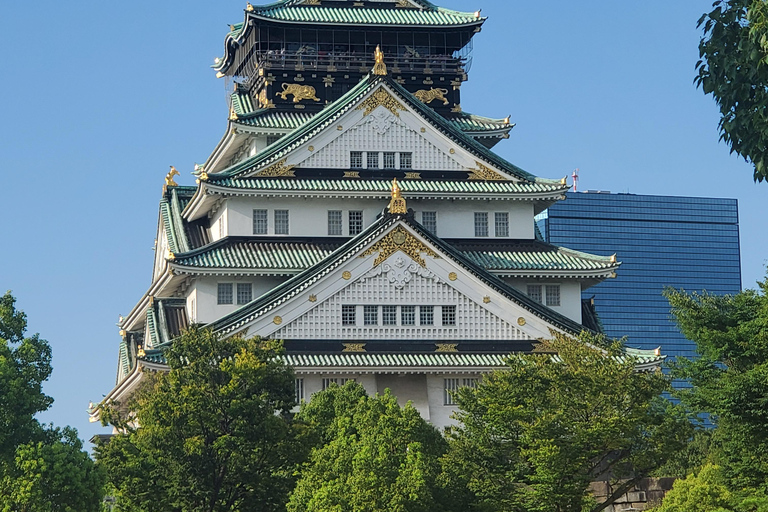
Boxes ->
[0,1,764,444]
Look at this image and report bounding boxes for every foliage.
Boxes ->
[0,291,104,511]
[288,382,457,512]
[96,327,306,512]
[444,331,692,512]
[653,429,713,479]
[696,0,768,182]
[666,277,768,491]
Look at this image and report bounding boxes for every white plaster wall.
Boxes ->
[300,374,377,403]
[187,276,287,325]
[223,196,534,239]
[210,205,227,243]
[377,375,430,420]
[505,279,583,324]
[427,374,459,431]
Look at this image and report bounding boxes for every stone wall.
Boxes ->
[590,478,677,511]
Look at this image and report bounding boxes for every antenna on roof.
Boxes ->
[572,168,579,192]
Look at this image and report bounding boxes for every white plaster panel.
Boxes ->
[187,276,287,325]
[504,279,583,324]
[377,375,430,420]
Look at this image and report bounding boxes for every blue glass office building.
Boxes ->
[537,192,741,359]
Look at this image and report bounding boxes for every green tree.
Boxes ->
[288,382,457,512]
[444,332,692,512]
[0,291,104,511]
[96,327,305,512]
[666,276,768,491]
[696,0,768,182]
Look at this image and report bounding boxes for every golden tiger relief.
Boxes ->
[276,83,321,103]
[414,88,450,105]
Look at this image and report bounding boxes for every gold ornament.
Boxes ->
[361,226,437,268]
[468,161,506,181]
[257,158,296,177]
[388,178,407,214]
[163,166,180,194]
[372,45,388,76]
[343,343,367,353]
[273,316,283,325]
[356,88,405,117]
[448,272,458,281]
[309,295,317,303]
[342,271,352,280]
[517,317,526,326]
[483,296,491,304]
[276,83,320,103]
[435,343,459,353]
[414,88,449,105]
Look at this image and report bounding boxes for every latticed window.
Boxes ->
[342,305,357,326]
[383,152,396,169]
[237,283,252,305]
[442,305,457,326]
[383,306,397,325]
[275,210,289,235]
[328,210,343,236]
[422,211,437,234]
[420,306,434,325]
[495,212,509,237]
[401,306,416,326]
[367,152,380,169]
[322,378,339,390]
[350,151,363,169]
[399,152,412,169]
[444,378,460,405]
[267,135,282,146]
[364,305,379,326]
[217,283,233,305]
[253,209,268,235]
[474,212,489,237]
[527,285,543,304]
[546,285,561,307]
[295,379,304,403]
[349,211,364,236]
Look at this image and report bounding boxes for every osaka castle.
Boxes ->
[94,0,662,430]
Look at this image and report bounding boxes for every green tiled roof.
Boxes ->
[208,74,550,184]
[233,106,513,135]
[208,178,567,195]
[171,238,617,274]
[160,189,192,254]
[248,2,483,27]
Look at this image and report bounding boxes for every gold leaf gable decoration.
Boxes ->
[360,226,437,268]
[468,161,506,181]
[256,159,296,178]
[356,88,406,117]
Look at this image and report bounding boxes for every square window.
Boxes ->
[399,152,412,169]
[421,211,437,234]
[462,378,479,389]
[383,305,397,325]
[328,210,343,236]
[237,283,252,305]
[367,152,380,169]
[442,305,456,326]
[342,305,357,326]
[401,306,416,326]
[546,285,561,307]
[383,152,396,169]
[253,209,268,235]
[364,305,379,326]
[295,378,304,403]
[322,378,339,390]
[527,285,543,304]
[474,212,489,237]
[349,211,364,236]
[275,210,289,235]
[495,212,509,238]
[217,283,233,305]
[350,151,363,169]
[444,378,460,405]
[420,306,434,326]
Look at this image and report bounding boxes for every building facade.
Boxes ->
[94,0,661,430]
[537,191,741,360]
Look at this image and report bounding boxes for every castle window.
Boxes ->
[546,285,561,307]
[253,209,268,235]
[328,210,343,236]
[383,152,396,169]
[237,283,252,305]
[364,305,379,326]
[527,285,543,304]
[474,212,489,237]
[442,305,456,326]
[401,306,416,326]
[350,151,363,169]
[217,283,233,305]
[322,378,355,390]
[295,378,304,403]
[342,305,357,326]
[495,212,509,237]
[349,211,364,236]
[382,305,397,326]
[421,211,437,234]
[275,210,290,235]
[267,135,282,146]
[420,306,434,326]
[399,152,413,169]
[367,152,380,169]
[444,378,479,406]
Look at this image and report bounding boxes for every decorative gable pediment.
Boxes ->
[244,83,516,182]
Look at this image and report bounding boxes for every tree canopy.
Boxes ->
[96,327,306,512]
[697,0,768,182]
[444,332,692,512]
